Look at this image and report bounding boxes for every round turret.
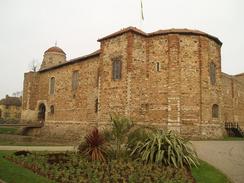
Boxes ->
[40,46,66,70]
[44,46,66,54]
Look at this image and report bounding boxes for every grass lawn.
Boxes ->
[0,127,18,134]
[0,151,54,183]
[191,160,231,183]
[222,136,244,141]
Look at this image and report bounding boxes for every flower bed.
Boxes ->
[6,151,195,183]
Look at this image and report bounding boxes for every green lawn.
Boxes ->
[222,136,244,141]
[192,160,232,183]
[0,151,54,183]
[0,127,18,134]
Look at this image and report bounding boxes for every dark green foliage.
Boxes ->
[127,127,152,152]
[130,130,200,168]
[107,114,134,158]
[14,150,32,156]
[0,127,18,134]
[47,153,68,164]
[78,127,108,162]
[6,152,194,183]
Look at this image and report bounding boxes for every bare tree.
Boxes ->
[12,91,22,97]
[29,59,40,72]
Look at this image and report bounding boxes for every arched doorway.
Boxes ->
[38,103,46,124]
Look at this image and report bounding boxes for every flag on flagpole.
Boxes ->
[141,0,144,21]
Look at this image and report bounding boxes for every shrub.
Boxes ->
[78,127,108,162]
[130,130,199,168]
[108,114,133,159]
[47,153,68,164]
[127,127,151,152]
[14,151,32,157]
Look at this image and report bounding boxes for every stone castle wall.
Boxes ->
[22,56,99,139]
[21,28,243,139]
[222,73,244,129]
[98,32,222,139]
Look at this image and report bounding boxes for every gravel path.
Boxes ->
[192,141,244,183]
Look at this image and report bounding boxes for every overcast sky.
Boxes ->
[0,0,243,99]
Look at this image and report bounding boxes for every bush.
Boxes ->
[127,127,151,152]
[107,114,134,159]
[14,151,32,157]
[130,130,199,168]
[78,127,108,162]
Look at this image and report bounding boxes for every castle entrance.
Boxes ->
[38,103,46,124]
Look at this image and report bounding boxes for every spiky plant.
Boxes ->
[78,127,108,162]
[130,130,199,168]
[110,114,133,158]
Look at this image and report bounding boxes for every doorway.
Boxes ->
[38,103,46,123]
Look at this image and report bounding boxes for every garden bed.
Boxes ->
[5,151,195,183]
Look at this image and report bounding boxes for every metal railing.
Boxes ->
[225,122,244,137]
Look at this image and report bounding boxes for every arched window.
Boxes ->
[50,105,54,115]
[210,62,216,85]
[112,57,122,80]
[49,77,55,95]
[72,71,79,91]
[212,104,219,118]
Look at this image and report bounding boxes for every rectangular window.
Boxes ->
[156,62,160,72]
[112,58,122,80]
[210,63,216,85]
[72,71,79,91]
[49,77,55,95]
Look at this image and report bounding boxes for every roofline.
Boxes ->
[98,27,147,42]
[98,27,222,46]
[39,50,100,73]
[222,72,233,79]
[222,72,244,77]
[235,72,244,77]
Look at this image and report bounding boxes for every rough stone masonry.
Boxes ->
[21,27,244,140]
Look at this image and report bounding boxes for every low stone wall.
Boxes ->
[26,121,98,141]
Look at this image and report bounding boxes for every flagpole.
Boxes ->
[139,0,144,29]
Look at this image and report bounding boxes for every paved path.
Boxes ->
[192,141,244,183]
[0,146,76,152]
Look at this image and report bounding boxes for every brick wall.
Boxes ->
[21,28,243,139]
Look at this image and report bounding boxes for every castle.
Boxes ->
[21,27,244,139]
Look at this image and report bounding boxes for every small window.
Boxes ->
[156,62,160,72]
[72,71,79,91]
[49,77,55,95]
[95,98,98,113]
[112,57,122,80]
[212,104,219,118]
[50,105,54,114]
[210,62,216,85]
